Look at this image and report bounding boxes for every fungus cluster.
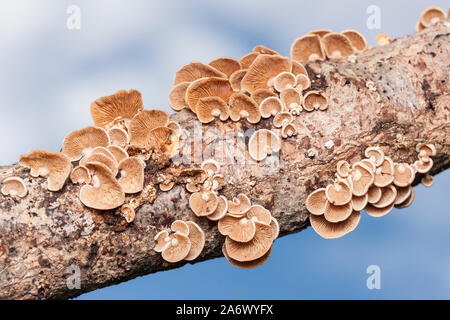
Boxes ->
[416,6,448,32]
[305,144,436,239]
[154,220,205,263]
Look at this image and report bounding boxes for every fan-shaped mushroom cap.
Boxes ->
[246,205,272,225]
[270,217,280,240]
[169,81,190,111]
[227,193,252,216]
[229,92,261,123]
[196,96,229,123]
[189,191,219,216]
[186,77,234,113]
[372,184,397,208]
[108,127,129,148]
[322,32,355,59]
[90,89,144,129]
[167,121,182,138]
[251,88,277,105]
[70,165,91,185]
[360,158,376,172]
[374,156,394,187]
[1,177,27,198]
[416,143,437,157]
[303,91,328,111]
[273,111,293,128]
[421,173,434,187]
[375,33,392,46]
[326,180,352,205]
[420,6,445,27]
[209,57,242,78]
[393,163,415,187]
[81,152,118,176]
[309,210,360,239]
[129,110,170,147]
[290,34,325,63]
[222,243,272,269]
[341,30,369,52]
[259,97,283,118]
[281,123,297,138]
[229,69,247,92]
[352,194,368,211]
[107,145,129,164]
[305,188,327,215]
[336,160,351,178]
[160,181,175,192]
[248,129,281,161]
[171,220,189,236]
[394,185,412,205]
[224,222,273,262]
[184,221,206,261]
[201,159,220,176]
[364,202,394,218]
[364,147,384,166]
[121,204,135,223]
[154,230,171,253]
[62,126,110,161]
[19,149,72,192]
[253,45,279,55]
[309,29,332,38]
[117,157,145,194]
[324,201,353,223]
[241,55,292,94]
[295,74,311,91]
[150,127,180,158]
[395,188,415,209]
[350,162,375,196]
[240,52,260,69]
[80,162,125,210]
[206,195,228,221]
[413,157,433,173]
[219,215,256,243]
[280,88,302,111]
[273,72,296,92]
[174,62,226,85]
[367,185,382,204]
[161,233,191,263]
[291,60,308,76]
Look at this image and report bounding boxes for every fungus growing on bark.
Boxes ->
[394,186,412,205]
[107,145,129,164]
[294,74,311,91]
[248,129,281,161]
[241,55,291,94]
[108,127,129,148]
[80,162,125,210]
[205,195,228,221]
[219,215,257,243]
[160,181,175,192]
[227,193,252,216]
[209,57,241,78]
[246,205,272,225]
[121,204,135,224]
[239,52,259,69]
[393,163,415,187]
[189,191,219,217]
[186,77,234,113]
[117,157,145,194]
[260,97,283,118]
[273,111,293,128]
[309,29,332,38]
[80,151,118,176]
[371,184,397,209]
[364,203,394,218]
[161,233,191,263]
[321,32,355,59]
[174,62,226,85]
[364,146,385,167]
[367,185,382,204]
[413,157,433,173]
[253,45,279,55]
[129,110,170,147]
[352,194,368,211]
[70,165,91,185]
[419,6,445,27]
[184,221,206,261]
[374,156,395,187]
[19,149,72,192]
[421,173,434,187]
[336,160,351,178]
[229,69,247,92]
[341,29,369,52]
[303,91,328,111]
[273,72,296,92]
[375,33,392,46]
[305,188,327,215]
[395,188,415,209]
[195,96,229,123]
[326,180,352,205]
[416,143,436,158]
[281,122,297,138]
[222,243,272,269]
[171,220,189,236]
[62,126,110,161]
[251,88,277,105]
[229,92,261,123]
[309,210,361,239]
[280,88,302,113]
[201,159,221,176]
[167,121,182,137]
[324,201,353,223]
[291,60,308,76]
[169,82,190,111]
[154,230,171,253]
[350,162,374,196]
[1,177,27,198]
[290,34,325,63]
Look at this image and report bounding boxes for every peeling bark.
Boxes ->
[0,22,449,300]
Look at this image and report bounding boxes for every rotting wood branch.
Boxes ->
[0,22,449,300]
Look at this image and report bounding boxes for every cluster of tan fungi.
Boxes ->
[415,5,449,32]
[305,144,436,239]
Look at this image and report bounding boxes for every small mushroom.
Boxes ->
[290,34,325,63]
[253,45,279,55]
[219,215,257,242]
[350,162,375,196]
[326,180,352,205]
[367,185,382,204]
[273,111,293,128]
[375,33,392,46]
[324,201,353,223]
[294,74,311,91]
[251,88,277,105]
[322,32,355,59]
[372,184,397,208]
[416,20,426,32]
[303,91,328,111]
[117,157,145,194]
[80,151,118,176]
[374,156,395,187]
[186,77,234,113]
[394,188,415,209]
[228,92,261,123]
[341,29,369,52]
[246,205,272,225]
[201,159,220,176]
[62,126,110,161]
[80,162,125,210]
[189,191,219,216]
[309,210,361,239]
[108,126,129,148]
[19,149,72,192]
[421,173,434,187]
[90,89,144,129]
[167,121,182,137]
[364,147,385,166]
[171,220,189,236]
[393,163,415,187]
[352,194,368,211]
[169,82,190,111]
[336,160,351,178]
[270,217,280,240]
[206,195,228,221]
[222,243,272,269]
[161,233,191,263]
[248,129,281,161]
[1,177,27,198]
[240,52,260,69]
[416,143,436,158]
[308,29,332,38]
[260,97,283,118]
[291,60,308,76]
[121,204,135,223]
[129,110,170,148]
[280,88,302,112]
[184,221,206,261]
[209,57,242,78]
[154,230,171,252]
[229,69,247,91]
[160,181,175,192]
[227,193,252,216]
[281,122,297,139]
[174,62,226,85]
[241,54,291,94]
[107,145,129,164]
[305,188,327,215]
[273,72,296,92]
[419,6,445,27]
[394,186,412,205]
[413,157,433,173]
[364,203,394,218]
[196,96,229,123]
[70,165,91,185]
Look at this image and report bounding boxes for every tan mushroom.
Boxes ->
[117,157,145,194]
[160,181,175,192]
[336,160,351,178]
[372,184,397,208]
[421,173,434,187]
[80,162,125,210]
[246,205,272,225]
[361,158,376,172]
[161,233,191,263]
[251,88,277,105]
[324,201,353,223]
[108,126,129,148]
[364,146,385,166]
[270,217,280,240]
[121,204,135,223]
[173,62,226,85]
[206,195,228,221]
[416,143,436,158]
[291,60,308,76]
[80,150,118,176]
[295,74,311,91]
[229,69,247,92]
[352,194,368,211]
[341,30,369,52]
[260,97,283,118]
[107,145,129,164]
[393,163,415,187]
[241,55,291,94]
[209,57,241,78]
[1,177,27,198]
[326,180,352,205]
[196,96,229,123]
[240,52,260,69]
[322,32,355,59]
[19,149,72,192]
[290,34,325,63]
[394,186,412,205]
[169,82,190,111]
[420,6,445,27]
[229,92,261,123]
[90,89,143,129]
[309,29,332,38]
[150,127,180,158]
[227,193,252,216]
[62,126,110,161]
[375,33,392,46]
[201,159,221,176]
[413,157,433,173]
[280,88,302,112]
[70,165,91,185]
[374,156,395,187]
[273,72,296,92]
[186,77,234,113]
[219,215,257,242]
[222,243,272,269]
[129,110,170,148]
[364,203,394,218]
[303,90,328,111]
[394,188,415,209]
[350,162,375,196]
[189,191,219,216]
[273,111,293,128]
[167,121,182,137]
[248,129,281,161]
[309,210,361,239]
[281,123,297,139]
[253,45,279,55]
[184,221,206,261]
[367,185,382,204]
[171,220,189,236]
[154,230,171,253]
[305,188,327,215]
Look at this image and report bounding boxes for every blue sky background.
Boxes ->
[0,0,448,299]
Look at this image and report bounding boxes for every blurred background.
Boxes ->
[0,0,449,299]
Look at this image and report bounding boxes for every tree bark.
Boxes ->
[0,22,449,300]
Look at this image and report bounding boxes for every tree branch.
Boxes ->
[0,22,449,300]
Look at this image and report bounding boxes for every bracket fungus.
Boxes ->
[19,149,72,192]
[290,34,325,63]
[341,29,369,52]
[169,81,190,111]
[336,160,351,178]
[229,92,261,123]
[280,88,302,113]
[393,163,415,187]
[174,62,226,85]
[419,6,445,27]
[107,145,129,164]
[62,126,110,161]
[322,32,355,59]
[281,122,297,138]
[253,45,279,55]
[308,29,332,38]
[209,57,242,78]
[205,195,228,221]
[305,188,328,215]
[273,111,293,128]
[375,33,393,46]
[421,173,434,187]
[195,96,229,123]
[129,109,170,148]
[291,60,308,76]
[373,157,395,187]
[309,210,361,239]
[239,52,260,69]
[273,72,296,92]
[302,91,328,111]
[70,165,91,185]
[80,150,119,176]
[189,191,219,217]
[1,177,27,198]
[186,77,234,114]
[294,74,311,91]
[229,69,247,92]
[227,193,252,216]
[248,129,281,161]
[108,126,129,148]
[201,159,221,176]
[117,157,145,194]
[260,97,283,118]
[251,88,277,105]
